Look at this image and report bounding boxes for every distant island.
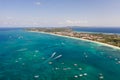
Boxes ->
[26,27,120,48]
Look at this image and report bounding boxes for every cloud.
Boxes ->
[66,20,88,25]
[35,2,41,6]
[6,16,14,20]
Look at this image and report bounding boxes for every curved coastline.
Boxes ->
[29,31,120,50]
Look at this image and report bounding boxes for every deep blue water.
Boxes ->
[0,28,22,31]
[0,28,120,80]
[71,27,120,34]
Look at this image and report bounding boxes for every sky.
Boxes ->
[0,0,120,27]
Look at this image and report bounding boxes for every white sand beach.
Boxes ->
[29,31,120,50]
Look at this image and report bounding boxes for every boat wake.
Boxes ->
[16,48,27,51]
[44,52,62,63]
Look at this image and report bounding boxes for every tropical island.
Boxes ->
[26,27,120,48]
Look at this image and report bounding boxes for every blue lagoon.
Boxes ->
[0,28,120,80]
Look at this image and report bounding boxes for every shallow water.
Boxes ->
[0,29,120,80]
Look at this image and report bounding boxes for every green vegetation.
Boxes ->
[26,28,72,32]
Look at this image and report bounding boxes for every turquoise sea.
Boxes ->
[0,28,120,80]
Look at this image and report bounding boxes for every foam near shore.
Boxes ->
[29,31,120,50]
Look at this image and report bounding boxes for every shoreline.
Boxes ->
[29,31,120,50]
